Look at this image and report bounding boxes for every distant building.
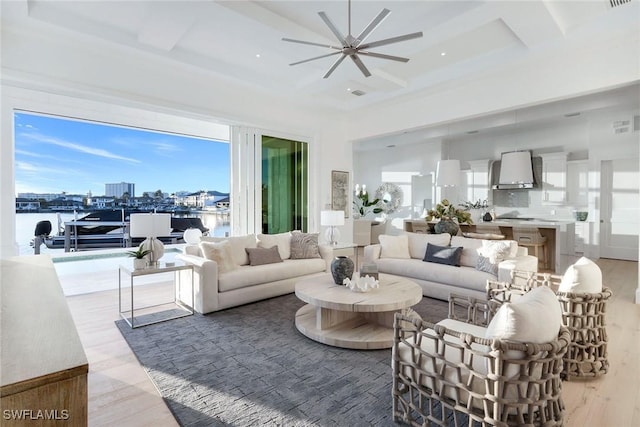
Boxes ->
[17,192,60,201]
[16,198,41,211]
[105,182,135,199]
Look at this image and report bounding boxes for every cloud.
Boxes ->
[15,160,74,176]
[150,141,181,155]
[20,132,141,164]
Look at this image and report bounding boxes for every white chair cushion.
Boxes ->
[485,286,562,344]
[407,232,451,259]
[258,232,292,259]
[379,234,411,259]
[559,256,603,293]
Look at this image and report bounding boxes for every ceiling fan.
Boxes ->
[282,0,423,79]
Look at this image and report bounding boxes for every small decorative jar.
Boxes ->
[331,256,354,285]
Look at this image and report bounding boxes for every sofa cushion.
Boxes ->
[559,256,602,293]
[486,286,562,344]
[407,232,451,259]
[258,232,292,260]
[423,243,462,267]
[218,258,326,292]
[199,241,237,273]
[246,246,283,266]
[450,236,483,268]
[379,234,411,259]
[375,258,495,293]
[201,234,257,266]
[290,232,321,259]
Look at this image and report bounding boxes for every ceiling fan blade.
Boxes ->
[349,54,371,78]
[318,11,347,46]
[358,51,410,63]
[358,31,423,50]
[290,51,342,66]
[323,54,347,79]
[355,8,390,46]
[282,38,342,50]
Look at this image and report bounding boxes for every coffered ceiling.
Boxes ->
[1,0,638,144]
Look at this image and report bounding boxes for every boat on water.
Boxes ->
[32,210,209,253]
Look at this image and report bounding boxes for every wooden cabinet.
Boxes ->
[541,153,568,204]
[1,256,88,426]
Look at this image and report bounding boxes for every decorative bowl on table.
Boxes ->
[573,211,588,221]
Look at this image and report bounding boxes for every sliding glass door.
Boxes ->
[261,135,308,233]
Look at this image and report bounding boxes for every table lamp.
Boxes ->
[129,213,172,266]
[320,210,344,246]
[183,228,203,246]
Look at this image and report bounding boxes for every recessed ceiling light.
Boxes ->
[387,144,396,148]
[347,88,351,91]
[255,54,261,58]
[441,52,446,56]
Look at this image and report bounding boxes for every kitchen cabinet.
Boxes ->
[541,153,568,204]
[567,160,589,207]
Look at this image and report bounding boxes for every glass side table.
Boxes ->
[119,260,194,328]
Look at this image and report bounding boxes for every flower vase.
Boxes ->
[434,218,459,235]
[331,256,354,285]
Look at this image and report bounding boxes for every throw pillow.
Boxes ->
[201,234,257,266]
[423,243,462,267]
[379,234,411,259]
[290,232,321,259]
[258,232,292,259]
[245,246,283,266]
[407,232,451,259]
[559,257,602,293]
[475,255,498,276]
[474,240,517,275]
[199,241,237,273]
[485,286,562,344]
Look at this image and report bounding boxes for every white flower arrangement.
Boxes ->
[343,272,380,293]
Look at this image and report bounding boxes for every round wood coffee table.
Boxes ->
[294,274,422,350]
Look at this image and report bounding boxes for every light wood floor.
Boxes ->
[63,257,639,426]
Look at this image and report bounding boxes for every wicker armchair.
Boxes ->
[487,270,612,380]
[392,296,570,426]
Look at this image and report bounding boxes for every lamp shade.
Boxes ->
[320,210,345,226]
[183,228,203,245]
[436,159,460,187]
[129,213,172,238]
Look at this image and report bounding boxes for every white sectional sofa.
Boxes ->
[364,232,538,301]
[176,232,333,314]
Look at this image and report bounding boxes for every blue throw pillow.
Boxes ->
[423,243,463,267]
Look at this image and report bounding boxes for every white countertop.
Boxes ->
[479,219,576,227]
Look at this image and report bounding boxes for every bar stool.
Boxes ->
[512,227,548,269]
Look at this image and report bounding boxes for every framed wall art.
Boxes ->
[330,170,349,218]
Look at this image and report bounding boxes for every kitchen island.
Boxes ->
[404,219,575,273]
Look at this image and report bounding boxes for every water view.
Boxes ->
[16,211,230,256]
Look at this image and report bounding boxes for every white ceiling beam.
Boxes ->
[137,3,198,51]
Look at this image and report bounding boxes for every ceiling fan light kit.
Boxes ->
[283,0,423,79]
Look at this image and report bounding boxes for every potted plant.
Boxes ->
[459,199,489,224]
[127,245,151,269]
[353,190,383,218]
[424,199,473,235]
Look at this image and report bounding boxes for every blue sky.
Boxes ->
[14,112,230,197]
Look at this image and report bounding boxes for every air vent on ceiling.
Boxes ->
[351,90,366,97]
[612,118,633,134]
[608,0,631,8]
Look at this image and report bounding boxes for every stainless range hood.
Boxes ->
[492,151,534,189]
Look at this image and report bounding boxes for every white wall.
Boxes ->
[0,27,352,258]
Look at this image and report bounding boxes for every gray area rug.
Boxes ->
[116,292,450,426]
